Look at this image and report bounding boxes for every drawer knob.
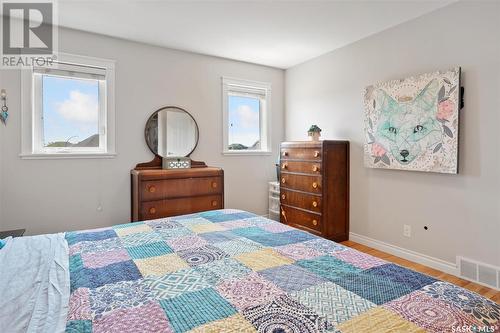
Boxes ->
[211,182,218,189]
[312,219,318,226]
[211,200,218,207]
[313,165,319,172]
[282,151,288,157]
[149,207,156,214]
[281,163,288,169]
[312,182,318,189]
[314,151,320,158]
[281,178,286,184]
[312,201,318,207]
[281,194,286,200]
[148,185,156,193]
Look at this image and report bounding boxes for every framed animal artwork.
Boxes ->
[363,67,461,174]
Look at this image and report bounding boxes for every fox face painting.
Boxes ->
[364,67,460,174]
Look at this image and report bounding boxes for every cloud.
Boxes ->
[56,90,98,124]
[236,104,259,129]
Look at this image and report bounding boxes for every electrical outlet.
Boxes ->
[403,224,411,238]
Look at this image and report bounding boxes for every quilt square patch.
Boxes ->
[126,241,173,259]
[145,218,181,230]
[157,227,193,240]
[331,248,387,270]
[218,220,255,230]
[73,260,142,291]
[199,230,239,243]
[68,287,92,321]
[89,280,154,319]
[70,237,123,255]
[336,306,425,333]
[194,258,252,285]
[82,249,130,269]
[114,223,152,237]
[66,229,117,246]
[232,227,272,239]
[201,211,256,223]
[188,223,226,234]
[235,248,294,271]
[159,288,237,333]
[119,232,163,248]
[175,217,211,227]
[365,263,437,291]
[383,290,483,332]
[144,268,211,300]
[242,295,328,333]
[275,243,323,260]
[295,255,361,281]
[187,313,256,333]
[333,271,413,305]
[422,281,500,327]
[216,272,285,310]
[213,238,263,257]
[258,222,295,233]
[177,245,230,267]
[134,254,189,277]
[259,264,327,292]
[66,320,93,333]
[290,282,376,327]
[93,301,173,333]
[166,235,208,251]
[302,238,348,254]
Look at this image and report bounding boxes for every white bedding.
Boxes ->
[0,233,70,333]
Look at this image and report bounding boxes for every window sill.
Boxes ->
[222,150,272,156]
[19,152,117,160]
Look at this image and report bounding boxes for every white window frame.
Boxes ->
[222,77,272,155]
[20,53,116,159]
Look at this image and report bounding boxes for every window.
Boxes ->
[21,53,115,158]
[222,77,271,155]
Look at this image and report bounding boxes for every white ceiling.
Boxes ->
[58,1,453,69]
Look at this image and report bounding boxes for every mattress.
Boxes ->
[25,210,500,332]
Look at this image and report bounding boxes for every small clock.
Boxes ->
[163,157,191,169]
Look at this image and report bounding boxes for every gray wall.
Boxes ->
[0,28,284,235]
[285,1,500,267]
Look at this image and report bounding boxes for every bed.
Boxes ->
[1,209,498,333]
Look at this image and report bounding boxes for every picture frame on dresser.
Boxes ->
[279,140,349,242]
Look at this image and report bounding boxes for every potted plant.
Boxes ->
[308,125,322,141]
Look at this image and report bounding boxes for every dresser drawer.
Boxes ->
[281,205,322,233]
[140,194,223,219]
[141,176,222,201]
[280,161,321,174]
[280,173,322,194]
[281,148,322,161]
[280,189,322,213]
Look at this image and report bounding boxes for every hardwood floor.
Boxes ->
[341,240,500,303]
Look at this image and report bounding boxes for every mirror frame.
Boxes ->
[144,106,200,158]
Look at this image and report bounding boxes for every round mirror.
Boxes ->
[145,106,199,158]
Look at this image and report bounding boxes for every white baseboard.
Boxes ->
[349,232,458,276]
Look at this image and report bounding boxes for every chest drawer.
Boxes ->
[280,161,321,174]
[281,205,321,234]
[141,176,222,201]
[281,148,322,161]
[280,189,322,213]
[141,194,223,219]
[280,173,321,194]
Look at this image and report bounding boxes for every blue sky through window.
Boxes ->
[42,75,99,147]
[228,95,260,149]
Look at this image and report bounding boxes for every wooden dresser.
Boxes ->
[279,140,349,242]
[131,167,224,222]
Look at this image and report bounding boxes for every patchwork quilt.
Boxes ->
[65,209,499,333]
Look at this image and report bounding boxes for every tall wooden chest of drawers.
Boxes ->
[131,167,224,222]
[279,141,349,242]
